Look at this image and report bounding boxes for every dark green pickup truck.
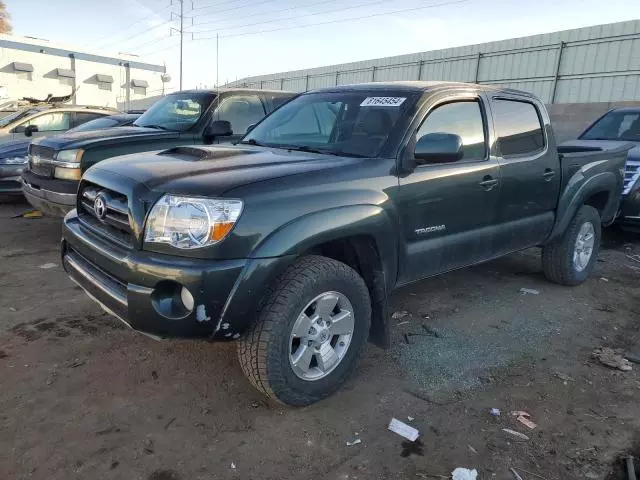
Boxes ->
[21,89,294,216]
[61,81,630,405]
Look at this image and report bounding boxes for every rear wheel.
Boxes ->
[237,255,371,406]
[542,205,601,286]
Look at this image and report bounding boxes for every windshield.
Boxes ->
[0,108,40,128]
[68,116,126,133]
[580,110,640,142]
[242,91,418,157]
[134,92,215,132]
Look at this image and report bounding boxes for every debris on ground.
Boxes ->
[592,347,633,371]
[407,416,415,422]
[511,411,537,429]
[554,372,574,383]
[510,467,524,480]
[468,445,478,454]
[596,304,617,313]
[39,263,57,269]
[346,437,361,446]
[12,209,42,219]
[8,307,16,312]
[67,359,85,368]
[395,321,410,326]
[489,408,501,417]
[519,288,540,295]
[231,462,236,469]
[421,324,442,338]
[600,277,609,282]
[451,467,478,480]
[392,311,410,320]
[388,418,419,441]
[502,428,530,441]
[626,254,640,264]
[625,353,640,365]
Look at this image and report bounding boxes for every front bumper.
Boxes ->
[619,190,640,231]
[0,162,26,194]
[62,211,295,340]
[21,169,77,216]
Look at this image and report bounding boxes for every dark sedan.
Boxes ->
[0,113,140,197]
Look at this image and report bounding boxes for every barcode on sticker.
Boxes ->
[360,97,406,107]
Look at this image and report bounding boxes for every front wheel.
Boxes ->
[237,255,371,406]
[542,205,601,286]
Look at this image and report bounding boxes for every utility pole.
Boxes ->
[171,0,192,91]
[179,0,183,90]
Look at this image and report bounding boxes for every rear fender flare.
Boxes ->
[549,170,619,241]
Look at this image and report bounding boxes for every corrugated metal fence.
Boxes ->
[227,20,640,104]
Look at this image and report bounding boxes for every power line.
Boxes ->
[96,4,171,45]
[191,0,391,34]
[102,19,175,48]
[191,0,340,29]
[184,0,273,19]
[193,0,468,40]
[188,0,265,13]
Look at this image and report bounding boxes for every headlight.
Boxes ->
[54,166,82,180]
[55,149,84,163]
[144,195,243,249]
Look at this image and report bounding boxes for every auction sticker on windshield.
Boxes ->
[360,97,406,107]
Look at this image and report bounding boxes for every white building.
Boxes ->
[0,34,168,111]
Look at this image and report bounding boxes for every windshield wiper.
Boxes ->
[239,138,266,146]
[283,145,327,154]
[138,124,170,131]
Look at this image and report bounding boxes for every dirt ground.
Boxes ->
[1,199,639,480]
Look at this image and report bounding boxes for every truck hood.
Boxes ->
[32,126,178,150]
[89,145,362,197]
[0,139,30,159]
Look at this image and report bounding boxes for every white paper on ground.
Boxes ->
[451,467,478,480]
[387,418,419,441]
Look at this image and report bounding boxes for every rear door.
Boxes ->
[489,96,560,254]
[397,92,501,283]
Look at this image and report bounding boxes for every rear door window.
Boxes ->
[492,99,545,157]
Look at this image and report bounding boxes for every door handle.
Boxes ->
[478,176,498,190]
[543,169,556,181]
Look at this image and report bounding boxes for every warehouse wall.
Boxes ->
[227,20,640,105]
[0,35,166,110]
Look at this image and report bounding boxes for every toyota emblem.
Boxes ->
[94,194,107,220]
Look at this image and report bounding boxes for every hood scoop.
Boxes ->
[160,146,257,161]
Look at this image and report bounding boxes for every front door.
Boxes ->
[19,111,72,141]
[398,95,501,284]
[488,97,560,254]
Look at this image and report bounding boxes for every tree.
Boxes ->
[0,1,11,35]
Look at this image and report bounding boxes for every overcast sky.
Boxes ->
[6,0,640,93]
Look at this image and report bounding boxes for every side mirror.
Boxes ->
[24,125,39,137]
[414,133,463,164]
[204,120,232,139]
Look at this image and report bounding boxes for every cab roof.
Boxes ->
[172,88,294,96]
[306,81,538,98]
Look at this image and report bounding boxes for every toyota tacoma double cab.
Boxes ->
[22,89,295,216]
[61,81,630,405]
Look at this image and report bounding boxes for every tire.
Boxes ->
[542,205,601,286]
[237,255,371,406]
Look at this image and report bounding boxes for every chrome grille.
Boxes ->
[28,145,56,177]
[78,184,133,248]
[622,160,640,195]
